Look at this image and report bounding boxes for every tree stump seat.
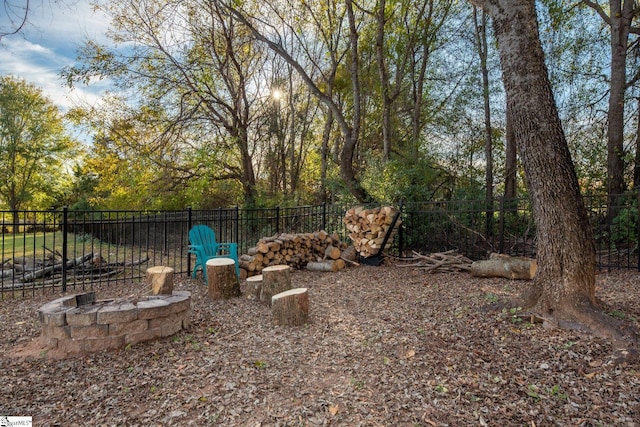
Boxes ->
[272,287,309,326]
[206,258,241,300]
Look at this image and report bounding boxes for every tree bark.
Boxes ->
[473,7,494,237]
[474,0,625,340]
[271,288,309,326]
[146,266,175,295]
[246,274,263,300]
[604,0,633,222]
[206,258,241,300]
[260,264,292,306]
[635,97,640,190]
[582,0,638,223]
[504,104,517,200]
[470,253,536,280]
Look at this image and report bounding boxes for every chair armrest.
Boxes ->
[216,242,238,256]
[188,245,206,257]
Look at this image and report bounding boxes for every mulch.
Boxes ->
[1,264,639,426]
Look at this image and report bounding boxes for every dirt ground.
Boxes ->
[1,263,639,426]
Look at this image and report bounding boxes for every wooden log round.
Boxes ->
[146,266,174,295]
[246,274,263,300]
[272,288,309,326]
[324,245,341,260]
[206,258,241,300]
[260,264,291,306]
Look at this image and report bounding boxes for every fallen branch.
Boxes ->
[396,250,473,273]
[21,254,94,283]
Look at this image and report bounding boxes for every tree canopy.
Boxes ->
[52,0,639,211]
[0,76,76,214]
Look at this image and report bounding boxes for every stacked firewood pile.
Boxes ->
[0,249,148,288]
[239,231,352,277]
[343,206,401,258]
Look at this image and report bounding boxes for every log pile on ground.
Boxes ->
[343,206,401,258]
[397,250,473,273]
[239,231,349,277]
[0,249,149,288]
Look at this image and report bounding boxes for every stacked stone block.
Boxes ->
[38,290,190,356]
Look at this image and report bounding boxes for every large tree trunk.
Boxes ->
[634,98,640,190]
[473,7,494,237]
[476,0,625,340]
[504,105,517,200]
[604,0,633,223]
[582,0,636,223]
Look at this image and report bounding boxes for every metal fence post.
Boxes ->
[398,202,404,257]
[234,206,239,250]
[187,207,192,275]
[322,203,327,231]
[499,197,505,254]
[62,206,68,293]
[276,206,280,234]
[637,191,640,272]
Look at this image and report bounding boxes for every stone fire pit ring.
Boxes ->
[38,290,190,357]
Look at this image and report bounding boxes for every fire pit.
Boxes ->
[38,290,190,357]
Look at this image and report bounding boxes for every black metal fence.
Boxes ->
[1,193,638,298]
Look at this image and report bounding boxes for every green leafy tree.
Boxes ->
[0,76,75,222]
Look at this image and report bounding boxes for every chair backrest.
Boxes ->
[189,225,219,253]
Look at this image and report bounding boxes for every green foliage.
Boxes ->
[526,384,540,401]
[361,156,454,203]
[610,206,638,245]
[484,293,499,303]
[0,76,77,211]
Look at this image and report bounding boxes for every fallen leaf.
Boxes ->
[329,405,339,416]
[406,349,416,359]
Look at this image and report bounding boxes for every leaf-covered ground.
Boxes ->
[1,265,639,426]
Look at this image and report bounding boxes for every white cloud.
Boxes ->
[0,1,113,112]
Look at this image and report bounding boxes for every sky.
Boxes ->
[0,1,113,112]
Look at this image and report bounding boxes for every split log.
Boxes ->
[260,265,291,306]
[272,288,309,326]
[470,253,537,280]
[343,206,401,258]
[341,245,358,262]
[206,258,241,300]
[146,266,174,295]
[323,245,341,260]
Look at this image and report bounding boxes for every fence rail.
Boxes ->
[1,193,638,298]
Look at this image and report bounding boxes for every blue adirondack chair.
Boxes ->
[188,225,239,281]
